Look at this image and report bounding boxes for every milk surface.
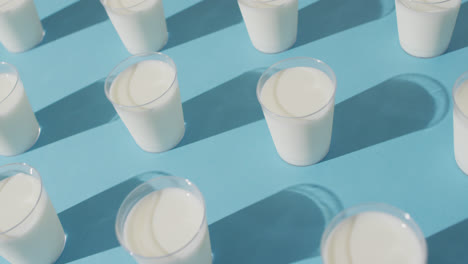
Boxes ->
[102,0,168,54]
[109,60,185,152]
[0,173,65,264]
[0,73,40,156]
[323,211,426,264]
[260,67,335,166]
[0,0,44,53]
[395,0,461,57]
[238,0,298,53]
[124,188,212,264]
[454,79,468,175]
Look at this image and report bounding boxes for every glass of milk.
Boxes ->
[104,52,185,153]
[0,163,66,264]
[257,57,336,166]
[395,0,461,58]
[0,62,40,156]
[238,0,298,53]
[100,0,168,54]
[0,0,44,53]
[453,71,468,175]
[115,173,213,264]
[321,203,427,264]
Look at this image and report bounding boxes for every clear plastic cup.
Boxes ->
[0,163,66,264]
[0,62,40,156]
[321,203,427,264]
[104,52,185,153]
[0,0,44,53]
[238,0,298,53]
[395,0,461,58]
[257,57,336,166]
[115,173,212,264]
[100,0,168,54]
[453,71,468,175]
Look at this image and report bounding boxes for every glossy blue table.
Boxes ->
[1,0,468,263]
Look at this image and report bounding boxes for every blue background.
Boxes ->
[1,0,468,263]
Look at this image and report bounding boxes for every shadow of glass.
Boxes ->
[427,218,468,264]
[324,74,449,161]
[31,79,118,150]
[210,184,343,264]
[295,0,394,49]
[177,69,264,148]
[165,0,243,49]
[55,171,169,264]
[40,0,108,47]
[447,2,468,54]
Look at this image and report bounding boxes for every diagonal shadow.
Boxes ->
[324,73,449,161]
[165,0,243,49]
[31,79,118,150]
[177,69,264,148]
[447,2,468,54]
[295,0,394,49]
[55,171,167,264]
[427,218,468,264]
[210,184,343,264]
[40,0,108,47]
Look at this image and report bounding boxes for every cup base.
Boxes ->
[277,145,330,167]
[399,41,448,58]
[138,125,186,153]
[0,126,41,157]
[5,29,45,54]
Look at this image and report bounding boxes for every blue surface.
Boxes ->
[1,0,468,263]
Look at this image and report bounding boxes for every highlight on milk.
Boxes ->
[321,203,427,264]
[105,52,185,153]
[238,0,298,53]
[395,0,461,58]
[101,0,168,54]
[453,71,468,175]
[257,57,336,166]
[0,0,44,53]
[0,163,66,264]
[116,174,212,264]
[0,62,40,156]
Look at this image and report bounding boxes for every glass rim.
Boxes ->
[453,71,468,121]
[100,0,148,11]
[115,175,207,260]
[0,62,20,105]
[256,57,337,120]
[104,52,177,109]
[320,202,428,263]
[399,0,455,5]
[0,163,43,236]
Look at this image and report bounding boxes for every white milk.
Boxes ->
[0,0,44,53]
[395,0,461,58]
[323,211,426,264]
[101,0,168,54]
[0,73,40,156]
[109,60,185,152]
[238,0,298,53]
[0,173,65,264]
[124,188,212,264]
[260,67,335,166]
[453,79,468,175]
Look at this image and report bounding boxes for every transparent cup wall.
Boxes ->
[453,71,468,175]
[395,0,461,58]
[257,57,336,166]
[104,52,185,153]
[0,62,40,156]
[100,0,168,54]
[0,163,65,264]
[0,0,44,53]
[115,174,212,264]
